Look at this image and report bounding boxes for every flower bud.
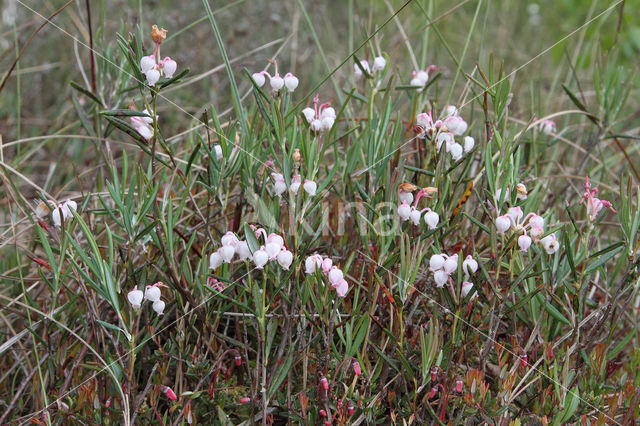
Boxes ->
[352,361,361,376]
[461,281,477,300]
[516,183,528,200]
[235,354,242,366]
[449,142,463,161]
[409,208,422,226]
[430,366,438,382]
[334,279,349,298]
[319,409,327,417]
[239,397,251,404]
[161,385,177,401]
[348,401,355,415]
[428,386,438,399]
[320,376,329,390]
[328,267,344,286]
[318,258,331,274]
[520,353,528,367]
[454,378,463,393]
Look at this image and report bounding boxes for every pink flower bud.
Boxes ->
[352,361,361,377]
[239,397,251,403]
[235,354,242,366]
[320,375,329,390]
[431,367,438,382]
[319,409,327,417]
[348,401,355,415]
[428,386,438,399]
[162,385,177,401]
[520,353,528,367]
[454,378,463,393]
[321,258,333,274]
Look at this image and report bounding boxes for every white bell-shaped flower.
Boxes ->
[277,250,293,270]
[210,251,223,269]
[127,287,144,309]
[303,180,317,196]
[140,55,156,73]
[252,72,266,87]
[162,56,177,78]
[283,73,299,92]
[144,285,161,302]
[152,299,165,315]
[253,247,269,269]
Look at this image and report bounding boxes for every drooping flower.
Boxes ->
[144,284,162,302]
[580,175,615,221]
[429,254,445,271]
[252,72,266,87]
[127,286,144,309]
[398,182,417,204]
[321,257,333,274]
[271,173,287,196]
[152,299,165,315]
[462,255,478,275]
[495,215,512,234]
[328,266,344,286]
[461,281,477,300]
[218,245,235,263]
[305,254,323,274]
[538,119,556,134]
[236,241,251,261]
[463,136,475,153]
[51,200,78,227]
[277,249,293,270]
[541,234,559,254]
[252,247,269,269]
[433,270,449,287]
[161,57,177,78]
[303,179,317,196]
[397,201,411,222]
[210,251,223,269]
[516,183,528,200]
[372,56,386,72]
[283,72,299,92]
[302,94,336,132]
[354,60,370,78]
[289,175,301,194]
[518,234,532,252]
[334,279,349,298]
[423,208,439,229]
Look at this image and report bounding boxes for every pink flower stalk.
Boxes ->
[580,175,615,221]
[161,385,177,401]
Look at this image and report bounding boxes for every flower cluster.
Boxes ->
[409,64,439,91]
[252,60,298,93]
[397,185,439,228]
[302,94,335,132]
[127,282,167,315]
[271,173,317,197]
[416,106,474,161]
[248,228,293,270]
[429,253,478,291]
[353,56,386,78]
[305,254,349,298]
[580,175,615,221]
[209,231,252,268]
[130,108,156,141]
[140,25,177,86]
[495,207,559,254]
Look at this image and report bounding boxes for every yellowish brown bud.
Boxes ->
[293,149,301,163]
[399,182,418,193]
